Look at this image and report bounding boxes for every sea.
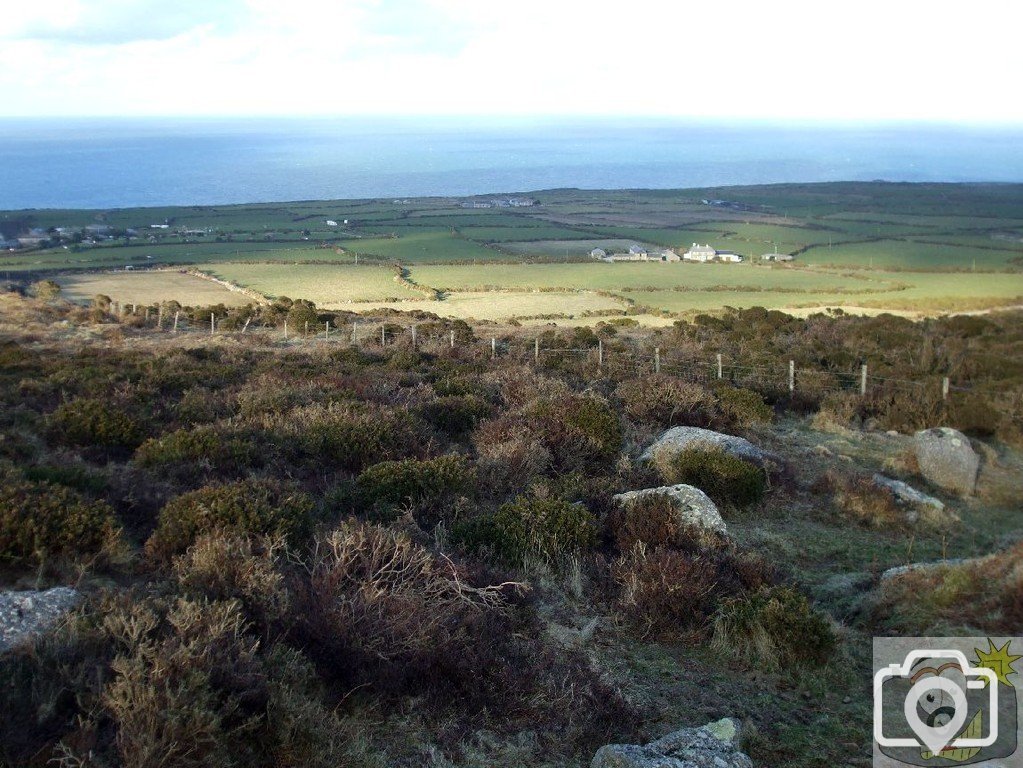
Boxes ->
[1,117,1022,210]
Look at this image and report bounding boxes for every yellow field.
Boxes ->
[56,271,253,307]
[326,291,626,320]
[196,263,421,304]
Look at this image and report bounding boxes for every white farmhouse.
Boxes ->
[326,220,338,227]
[682,243,717,262]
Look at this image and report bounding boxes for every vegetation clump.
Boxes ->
[656,448,767,507]
[0,469,122,567]
[147,479,315,561]
[354,453,474,520]
[48,398,146,452]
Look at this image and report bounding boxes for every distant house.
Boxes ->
[150,224,169,229]
[590,248,607,259]
[509,197,536,207]
[682,243,717,262]
[660,249,681,262]
[85,225,111,235]
[628,244,648,257]
[682,243,743,263]
[762,252,794,262]
[16,236,46,248]
[326,220,338,227]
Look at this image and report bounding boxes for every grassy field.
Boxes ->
[56,271,253,307]
[7,183,1023,320]
[198,263,420,303]
[330,290,626,319]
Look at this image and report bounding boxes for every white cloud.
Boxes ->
[1,0,1021,121]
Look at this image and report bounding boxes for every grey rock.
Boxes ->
[592,718,752,768]
[640,427,779,468]
[913,427,979,496]
[546,617,600,649]
[613,484,727,539]
[0,587,81,653]
[880,559,966,582]
[872,474,944,511]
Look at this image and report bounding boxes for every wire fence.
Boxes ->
[117,309,1015,404]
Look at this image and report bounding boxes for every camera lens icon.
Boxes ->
[904,676,969,755]
[873,648,999,755]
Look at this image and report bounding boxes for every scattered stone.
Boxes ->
[886,430,900,437]
[913,427,979,496]
[640,426,780,468]
[871,474,944,511]
[880,559,967,582]
[592,718,752,768]
[613,484,728,540]
[0,587,81,653]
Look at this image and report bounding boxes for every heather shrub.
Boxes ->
[616,376,714,427]
[656,448,766,507]
[22,462,108,494]
[454,496,597,564]
[147,479,315,561]
[608,493,726,553]
[48,398,146,452]
[173,532,291,629]
[355,454,474,520]
[711,586,837,672]
[0,472,123,567]
[526,395,623,471]
[176,385,236,424]
[472,417,552,496]
[949,393,1002,437]
[416,394,492,437]
[612,544,721,640]
[269,403,426,471]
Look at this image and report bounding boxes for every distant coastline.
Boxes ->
[2,117,1023,210]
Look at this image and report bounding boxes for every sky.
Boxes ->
[2,0,1022,122]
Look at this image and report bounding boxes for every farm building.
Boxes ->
[682,243,744,263]
[590,248,607,259]
[660,249,681,262]
[762,252,794,262]
[326,220,338,227]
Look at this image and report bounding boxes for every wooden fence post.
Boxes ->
[157,306,162,329]
[411,325,417,349]
[717,353,723,379]
[491,337,496,359]
[325,320,330,340]
[942,377,950,401]
[210,313,215,336]
[304,321,309,338]
[242,317,251,333]
[450,329,455,348]
[144,307,150,324]
[283,319,288,341]
[860,364,868,396]
[173,311,179,333]
[381,325,385,347]
[352,321,358,345]
[598,339,603,372]
[788,360,795,393]
[535,338,540,364]
[654,347,660,374]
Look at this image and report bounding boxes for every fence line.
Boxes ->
[111,312,1015,402]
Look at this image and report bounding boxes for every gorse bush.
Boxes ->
[355,454,474,520]
[523,395,623,471]
[711,586,837,672]
[454,495,597,564]
[48,398,146,452]
[134,424,260,475]
[147,479,315,561]
[0,471,123,567]
[416,394,492,437]
[713,385,773,428]
[656,448,766,507]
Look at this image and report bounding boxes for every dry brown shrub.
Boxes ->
[612,543,721,640]
[298,520,513,667]
[615,375,714,427]
[607,493,726,554]
[173,532,291,629]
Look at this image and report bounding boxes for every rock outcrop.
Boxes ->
[871,473,959,528]
[913,427,979,496]
[0,587,81,653]
[613,484,727,540]
[592,718,752,768]
[640,427,780,468]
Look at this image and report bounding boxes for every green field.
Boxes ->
[198,263,420,303]
[56,271,254,307]
[6,183,1023,320]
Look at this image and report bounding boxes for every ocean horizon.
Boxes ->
[2,117,1023,210]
